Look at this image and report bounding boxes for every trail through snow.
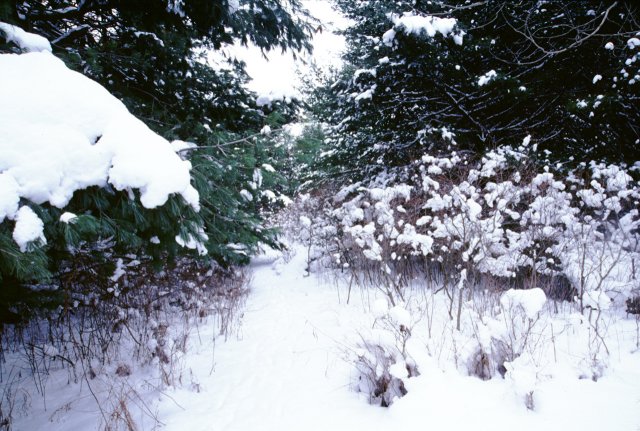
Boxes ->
[158,246,640,431]
[6,245,640,430]
[159,247,389,430]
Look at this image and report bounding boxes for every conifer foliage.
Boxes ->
[320,0,639,181]
[0,1,313,308]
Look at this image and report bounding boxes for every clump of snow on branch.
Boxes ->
[12,206,47,252]
[256,89,298,107]
[478,70,497,86]
[383,12,464,46]
[0,22,51,52]
[0,48,201,251]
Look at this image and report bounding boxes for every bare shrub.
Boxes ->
[0,256,248,429]
[0,372,30,431]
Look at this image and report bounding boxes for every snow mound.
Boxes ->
[0,51,200,225]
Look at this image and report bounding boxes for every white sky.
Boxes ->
[230,0,349,99]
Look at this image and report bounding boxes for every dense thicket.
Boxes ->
[318,0,639,181]
[297,1,640,322]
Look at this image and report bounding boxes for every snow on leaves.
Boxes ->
[382,12,463,47]
[331,144,640,306]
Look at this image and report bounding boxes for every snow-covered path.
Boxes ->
[10,244,638,430]
[159,247,389,430]
[158,246,640,431]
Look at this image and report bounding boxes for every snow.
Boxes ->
[500,288,547,319]
[466,198,482,220]
[604,42,615,50]
[391,13,457,38]
[0,174,19,221]
[478,70,498,86]
[0,22,51,52]
[383,12,462,46]
[627,37,640,49]
[299,215,312,227]
[255,89,297,107]
[260,125,272,136]
[388,304,411,327]
[175,228,208,255]
[373,298,389,318]
[382,28,397,46]
[110,258,126,282]
[227,0,240,14]
[0,51,200,234]
[59,212,78,224]
[6,243,640,430]
[240,189,253,201]
[583,290,611,311]
[166,0,185,17]
[261,163,276,173]
[593,74,603,84]
[133,31,164,47]
[12,206,46,252]
[171,139,197,153]
[355,86,376,101]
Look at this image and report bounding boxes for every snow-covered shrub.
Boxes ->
[561,162,640,311]
[272,191,340,272]
[352,300,418,407]
[460,287,547,383]
[493,288,547,371]
[326,141,640,310]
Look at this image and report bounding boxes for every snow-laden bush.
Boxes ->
[351,300,418,406]
[328,138,640,310]
[317,138,639,409]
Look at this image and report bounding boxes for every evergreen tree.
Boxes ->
[320,0,639,183]
[0,1,313,310]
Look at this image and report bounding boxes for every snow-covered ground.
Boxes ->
[159,245,640,431]
[157,246,388,430]
[5,242,640,430]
